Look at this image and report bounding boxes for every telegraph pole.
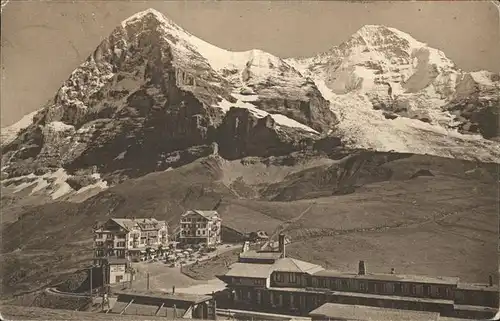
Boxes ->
[89,266,93,300]
[147,272,150,291]
[101,262,106,312]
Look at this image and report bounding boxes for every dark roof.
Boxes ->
[183,210,220,220]
[108,218,167,232]
[103,257,129,265]
[313,269,459,285]
[114,290,212,304]
[309,303,440,321]
[453,304,498,312]
[457,282,499,292]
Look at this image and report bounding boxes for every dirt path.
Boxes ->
[286,206,472,244]
[265,202,316,248]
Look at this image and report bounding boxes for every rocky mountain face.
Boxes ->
[1,9,499,201]
[287,25,499,158]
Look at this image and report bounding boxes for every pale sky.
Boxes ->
[1,1,499,127]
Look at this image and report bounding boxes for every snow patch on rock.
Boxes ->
[76,173,108,195]
[1,110,40,146]
[215,97,319,134]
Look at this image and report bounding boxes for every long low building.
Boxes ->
[216,233,499,320]
[110,289,216,319]
[309,302,441,321]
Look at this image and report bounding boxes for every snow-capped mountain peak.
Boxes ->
[2,8,499,184]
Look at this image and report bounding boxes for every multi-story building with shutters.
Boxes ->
[216,233,499,320]
[93,218,169,264]
[178,210,222,247]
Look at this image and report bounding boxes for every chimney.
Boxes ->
[278,233,286,258]
[172,285,176,294]
[358,260,366,275]
[489,275,493,287]
[241,241,250,253]
[390,268,395,274]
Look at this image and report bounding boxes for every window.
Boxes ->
[384,283,394,294]
[288,273,297,283]
[311,296,318,307]
[423,285,431,296]
[341,280,349,290]
[410,284,417,295]
[256,291,262,304]
[274,273,283,282]
[202,230,206,235]
[321,278,328,288]
[233,277,241,284]
[253,279,263,286]
[277,294,283,306]
[403,284,409,294]
[359,281,366,292]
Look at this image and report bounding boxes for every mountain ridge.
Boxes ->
[1,8,499,202]
[0,8,498,299]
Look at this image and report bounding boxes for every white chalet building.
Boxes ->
[94,218,168,263]
[178,210,222,247]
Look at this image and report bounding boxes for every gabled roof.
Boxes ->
[106,218,166,232]
[115,290,212,304]
[239,250,282,261]
[183,210,220,220]
[272,258,324,275]
[309,303,440,321]
[224,263,273,279]
[109,218,137,231]
[313,269,459,285]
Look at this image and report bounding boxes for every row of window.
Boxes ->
[273,272,298,283]
[181,217,209,223]
[96,232,165,241]
[181,230,209,236]
[233,277,265,286]
[309,277,452,298]
[267,273,453,299]
[95,239,166,248]
[182,224,208,229]
[94,249,126,257]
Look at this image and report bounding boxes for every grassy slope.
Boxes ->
[1,152,498,297]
